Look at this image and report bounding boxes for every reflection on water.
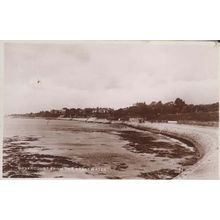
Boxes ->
[3,118,199,179]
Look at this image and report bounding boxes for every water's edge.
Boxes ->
[72,118,201,179]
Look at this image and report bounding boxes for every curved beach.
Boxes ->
[4,117,218,179]
[73,118,219,179]
[124,121,219,179]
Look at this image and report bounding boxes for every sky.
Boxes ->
[4,41,219,114]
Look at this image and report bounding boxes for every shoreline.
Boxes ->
[5,116,219,179]
[72,117,219,179]
[125,122,219,179]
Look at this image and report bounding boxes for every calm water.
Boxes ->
[3,117,198,179]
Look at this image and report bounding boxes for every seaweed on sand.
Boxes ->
[3,136,90,178]
[138,169,182,180]
[111,162,128,171]
[119,130,198,159]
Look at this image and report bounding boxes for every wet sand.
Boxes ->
[3,118,202,179]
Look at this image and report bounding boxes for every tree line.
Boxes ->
[13,98,219,121]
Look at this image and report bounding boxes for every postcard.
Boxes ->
[0,41,219,179]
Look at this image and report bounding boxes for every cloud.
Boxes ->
[4,42,219,114]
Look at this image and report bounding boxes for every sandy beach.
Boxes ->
[73,118,219,179]
[123,121,219,179]
[3,117,219,179]
[3,117,209,179]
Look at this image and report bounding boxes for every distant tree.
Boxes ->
[155,101,163,114]
[135,102,148,117]
[84,108,93,116]
[174,98,186,112]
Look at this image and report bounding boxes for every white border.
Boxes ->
[0,0,220,220]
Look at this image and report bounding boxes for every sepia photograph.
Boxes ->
[2,41,219,179]
[1,2,220,220]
